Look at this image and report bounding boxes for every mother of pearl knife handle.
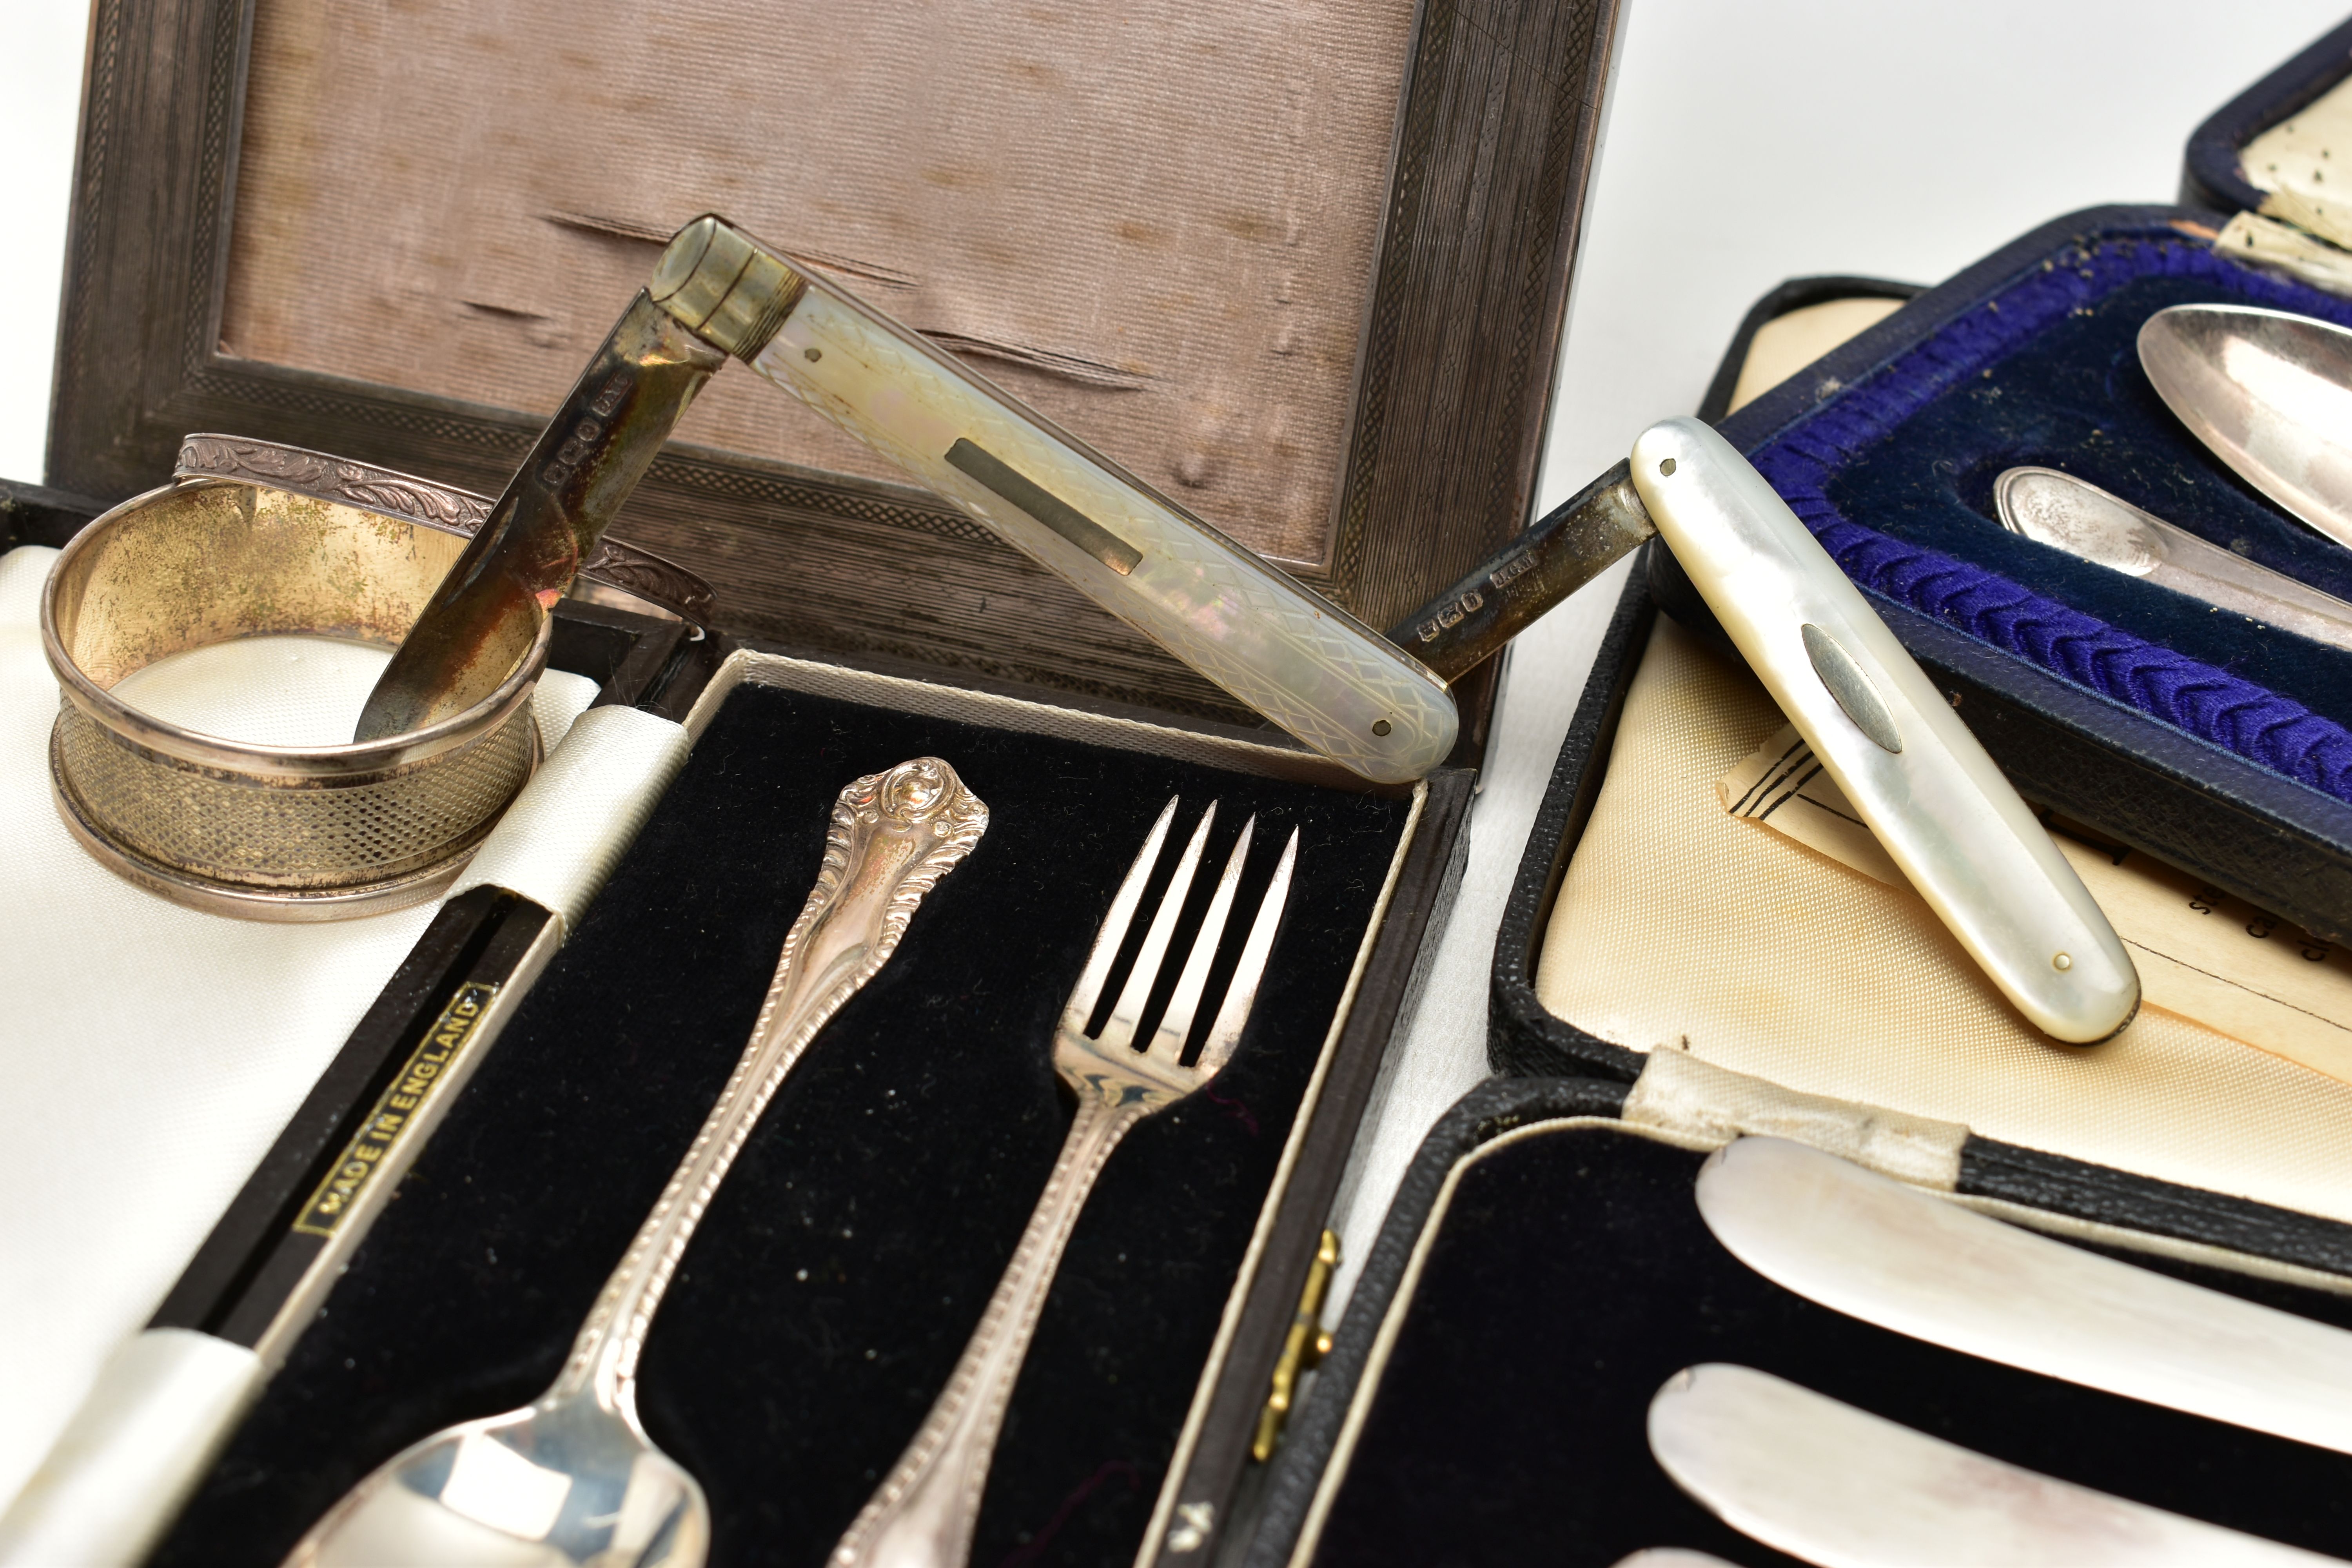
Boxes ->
[645,216,1457,786]
[1632,417,2138,1043]
[1650,1364,2333,1566]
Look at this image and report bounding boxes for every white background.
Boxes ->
[5,5,2340,510]
[0,0,2347,1308]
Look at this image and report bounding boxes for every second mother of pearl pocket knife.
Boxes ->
[1630,419,2137,1043]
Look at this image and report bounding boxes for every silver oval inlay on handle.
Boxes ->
[1800,623,1904,753]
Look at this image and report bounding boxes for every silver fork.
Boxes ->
[830,797,1298,1568]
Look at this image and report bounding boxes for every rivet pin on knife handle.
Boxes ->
[646,214,1458,786]
[1631,417,2138,1044]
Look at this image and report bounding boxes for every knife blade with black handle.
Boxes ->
[1695,1135,2352,1454]
[1649,1363,2334,1566]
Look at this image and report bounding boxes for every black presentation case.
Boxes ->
[1251,17,2352,1566]
[16,0,1627,1564]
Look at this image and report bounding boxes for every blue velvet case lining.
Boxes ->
[1746,220,2352,805]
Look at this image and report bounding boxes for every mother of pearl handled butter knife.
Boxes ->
[644,216,1457,786]
[1649,1363,2335,1566]
[1635,418,2136,1042]
[1698,1136,2352,1455]
[1995,466,2352,653]
[2140,303,2352,554]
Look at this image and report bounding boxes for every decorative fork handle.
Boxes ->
[831,1093,1146,1568]
[550,758,988,1421]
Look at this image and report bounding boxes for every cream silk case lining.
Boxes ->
[1537,617,2352,1228]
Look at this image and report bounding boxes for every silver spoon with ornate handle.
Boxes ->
[283,757,989,1568]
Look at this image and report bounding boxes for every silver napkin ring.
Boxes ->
[44,450,559,921]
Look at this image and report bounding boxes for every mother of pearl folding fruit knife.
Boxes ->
[1632,418,2137,1044]
[647,215,1458,786]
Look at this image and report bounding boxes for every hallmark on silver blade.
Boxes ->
[538,374,634,490]
[1415,586,1486,642]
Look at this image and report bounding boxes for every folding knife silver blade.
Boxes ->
[1696,1137,2352,1454]
[1649,1363,2337,1566]
[1994,466,2352,653]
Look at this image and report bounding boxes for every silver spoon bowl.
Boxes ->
[287,1401,703,1566]
[2139,301,2352,552]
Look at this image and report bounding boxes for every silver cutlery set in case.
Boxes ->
[23,616,1431,1568]
[19,3,2352,1566]
[1994,304,2352,654]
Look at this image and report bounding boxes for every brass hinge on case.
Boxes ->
[1252,1229,1341,1463]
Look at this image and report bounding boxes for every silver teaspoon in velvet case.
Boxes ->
[1994,466,2352,653]
[2140,302,2352,554]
